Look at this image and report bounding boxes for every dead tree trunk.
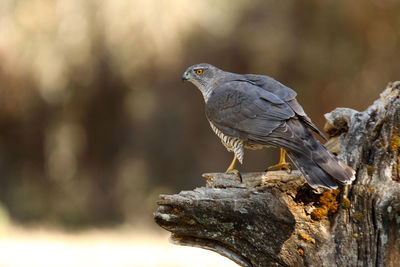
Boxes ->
[154,82,400,267]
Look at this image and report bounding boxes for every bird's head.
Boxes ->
[182,63,221,93]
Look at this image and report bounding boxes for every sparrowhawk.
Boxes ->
[182,63,355,189]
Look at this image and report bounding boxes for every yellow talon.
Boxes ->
[225,156,242,182]
[267,148,292,173]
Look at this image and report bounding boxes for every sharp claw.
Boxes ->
[286,163,292,174]
[265,163,292,172]
[238,171,243,183]
[226,169,242,183]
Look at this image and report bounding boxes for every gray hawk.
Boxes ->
[182,63,355,189]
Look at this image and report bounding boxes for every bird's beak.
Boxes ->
[182,72,190,82]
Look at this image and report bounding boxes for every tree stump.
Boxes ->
[154,81,400,267]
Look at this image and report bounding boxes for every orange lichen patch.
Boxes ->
[311,206,329,221]
[367,166,374,176]
[311,189,340,220]
[298,247,305,256]
[390,126,400,151]
[368,187,375,193]
[342,198,351,209]
[320,189,340,213]
[299,232,315,244]
[352,212,364,223]
[352,233,361,241]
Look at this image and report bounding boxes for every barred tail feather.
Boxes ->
[281,120,356,189]
[336,158,356,184]
[287,151,339,189]
[287,140,355,189]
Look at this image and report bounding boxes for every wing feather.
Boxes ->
[239,74,327,140]
[205,81,295,141]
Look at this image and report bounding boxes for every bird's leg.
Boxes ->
[266,148,291,173]
[225,155,242,182]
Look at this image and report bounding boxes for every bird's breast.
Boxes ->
[208,121,270,151]
[208,121,273,163]
[208,121,241,151]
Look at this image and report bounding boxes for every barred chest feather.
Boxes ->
[208,121,265,164]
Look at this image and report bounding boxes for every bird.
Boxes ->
[182,63,355,189]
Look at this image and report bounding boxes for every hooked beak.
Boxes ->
[182,71,190,82]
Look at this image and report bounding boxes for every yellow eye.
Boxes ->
[195,69,203,75]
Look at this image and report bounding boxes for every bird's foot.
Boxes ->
[265,162,292,174]
[225,168,242,183]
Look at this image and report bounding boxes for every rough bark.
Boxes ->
[154,81,400,267]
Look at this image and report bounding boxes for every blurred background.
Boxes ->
[0,0,399,266]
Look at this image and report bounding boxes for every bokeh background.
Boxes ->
[0,0,399,266]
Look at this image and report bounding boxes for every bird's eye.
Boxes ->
[195,69,203,75]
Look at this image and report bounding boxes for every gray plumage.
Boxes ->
[182,63,355,189]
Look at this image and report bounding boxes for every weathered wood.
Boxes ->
[154,81,400,267]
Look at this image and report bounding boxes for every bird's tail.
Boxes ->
[286,137,355,189]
